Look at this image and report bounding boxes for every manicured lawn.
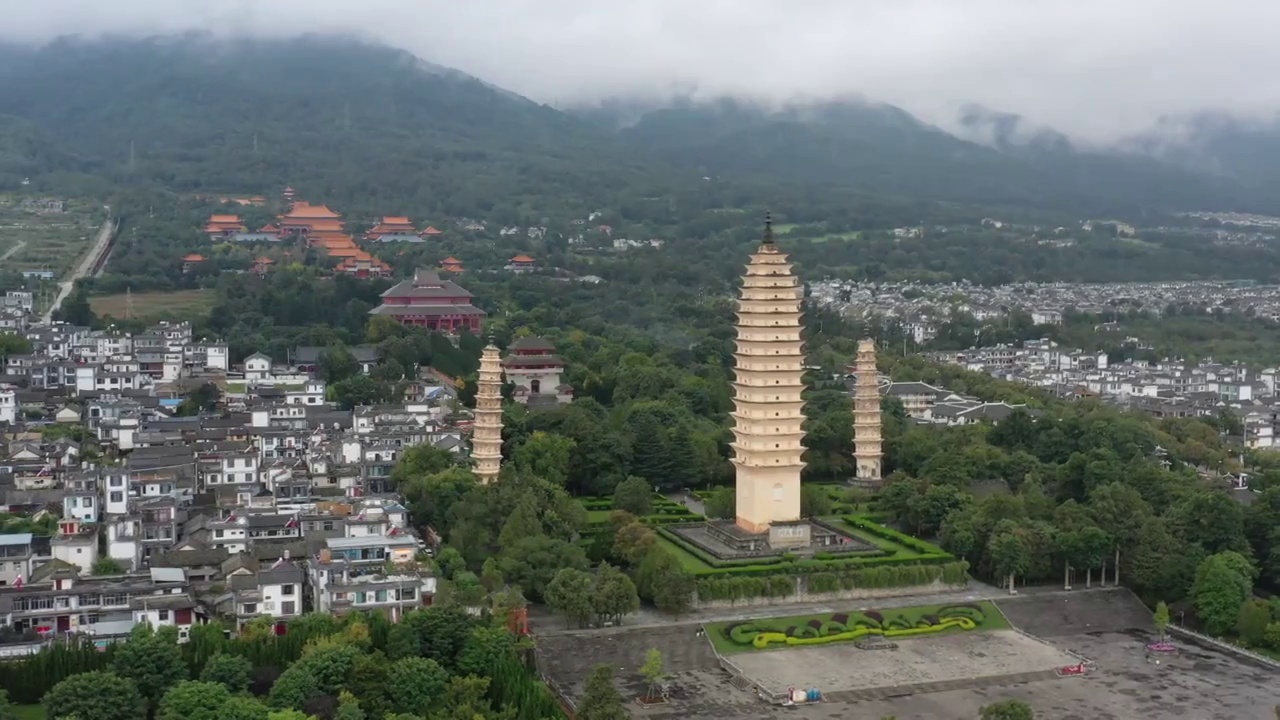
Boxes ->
[13,705,45,720]
[705,600,1008,655]
[90,288,217,321]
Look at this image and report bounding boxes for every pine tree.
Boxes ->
[577,664,627,720]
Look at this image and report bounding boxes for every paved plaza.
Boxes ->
[729,630,1076,696]
[535,588,1280,719]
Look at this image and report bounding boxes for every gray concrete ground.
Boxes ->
[535,587,1280,719]
[730,630,1075,695]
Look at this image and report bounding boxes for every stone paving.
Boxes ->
[729,630,1076,696]
[536,587,1280,719]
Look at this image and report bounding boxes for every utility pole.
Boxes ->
[127,140,135,175]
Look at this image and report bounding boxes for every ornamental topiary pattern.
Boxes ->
[720,604,990,650]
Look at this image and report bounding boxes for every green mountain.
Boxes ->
[0,34,693,220]
[586,98,1265,214]
[0,34,1275,218]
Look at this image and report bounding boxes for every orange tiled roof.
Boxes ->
[209,214,242,223]
[442,256,461,264]
[255,256,275,264]
[511,254,535,263]
[422,226,443,235]
[282,202,342,220]
[182,253,206,262]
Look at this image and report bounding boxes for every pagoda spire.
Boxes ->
[730,219,807,534]
[853,338,883,484]
[472,342,504,484]
[762,210,775,245]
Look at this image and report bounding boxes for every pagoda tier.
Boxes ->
[472,344,504,484]
[732,217,807,534]
[853,338,883,482]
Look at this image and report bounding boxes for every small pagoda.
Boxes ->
[472,343,505,484]
[503,337,572,407]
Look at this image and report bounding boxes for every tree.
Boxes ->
[157,681,231,720]
[613,521,658,566]
[44,671,146,720]
[111,623,188,706]
[513,431,577,486]
[1237,598,1272,647]
[592,562,640,626]
[319,344,359,383]
[800,484,834,518]
[640,648,665,702]
[200,652,253,693]
[0,690,17,720]
[385,657,449,717]
[545,567,595,628]
[498,495,545,550]
[612,475,653,516]
[457,625,518,677]
[980,699,1035,720]
[1153,601,1170,640]
[1193,551,1255,635]
[92,557,124,575]
[651,565,696,617]
[498,535,589,601]
[389,445,457,489]
[703,486,734,519]
[988,529,1030,592]
[399,605,477,669]
[577,664,627,720]
[221,696,272,720]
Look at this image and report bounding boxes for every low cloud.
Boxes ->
[5,0,1280,142]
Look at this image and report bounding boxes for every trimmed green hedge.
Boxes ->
[695,561,969,602]
[842,516,948,556]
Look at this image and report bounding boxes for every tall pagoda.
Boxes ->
[472,343,504,484]
[852,338,883,483]
[731,214,807,534]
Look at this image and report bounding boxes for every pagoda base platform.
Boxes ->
[668,518,877,561]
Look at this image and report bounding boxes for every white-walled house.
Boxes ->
[244,353,273,382]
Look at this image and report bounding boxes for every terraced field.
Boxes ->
[0,196,102,280]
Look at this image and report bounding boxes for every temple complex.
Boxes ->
[370,269,485,332]
[853,338,884,484]
[503,337,572,407]
[731,214,807,537]
[472,343,504,483]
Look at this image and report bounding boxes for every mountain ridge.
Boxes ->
[1,34,1279,217]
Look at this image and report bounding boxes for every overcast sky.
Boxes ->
[4,0,1279,143]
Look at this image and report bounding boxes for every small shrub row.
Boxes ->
[843,516,947,556]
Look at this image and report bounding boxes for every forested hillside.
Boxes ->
[2,34,1278,219]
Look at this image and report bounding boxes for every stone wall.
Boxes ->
[692,577,967,610]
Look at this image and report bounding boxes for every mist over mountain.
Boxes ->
[1,34,1280,216]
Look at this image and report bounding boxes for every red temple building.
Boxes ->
[366,216,418,240]
[506,254,537,274]
[439,256,464,274]
[370,269,485,332]
[181,253,206,274]
[278,201,344,237]
[422,226,444,237]
[203,214,247,237]
[330,248,392,278]
[252,256,276,276]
